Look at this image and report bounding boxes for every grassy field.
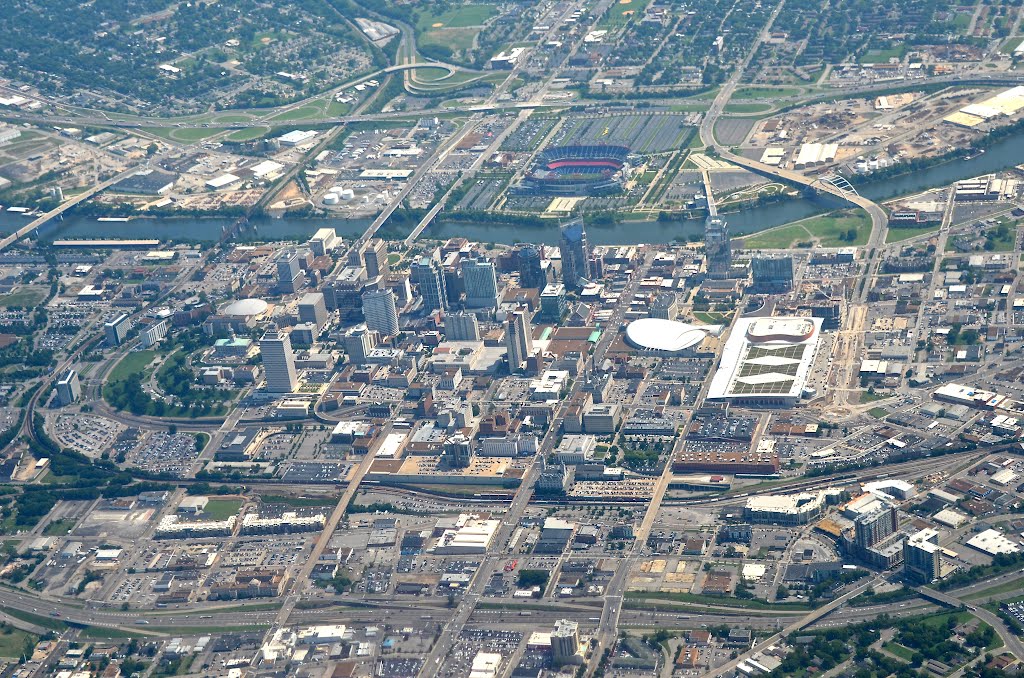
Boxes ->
[964,577,1024,601]
[107,350,158,385]
[600,0,655,27]
[420,27,478,53]
[269,106,320,122]
[733,86,801,99]
[693,311,730,324]
[882,642,914,661]
[741,210,871,248]
[0,287,46,308]
[723,102,773,113]
[226,126,271,142]
[42,518,76,536]
[416,4,496,29]
[801,211,871,246]
[886,225,938,243]
[868,407,889,419]
[0,627,36,659]
[624,590,812,611]
[741,222,813,249]
[212,114,253,123]
[1001,37,1024,54]
[203,498,243,521]
[860,46,905,64]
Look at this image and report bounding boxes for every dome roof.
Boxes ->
[223,298,268,317]
[625,318,709,353]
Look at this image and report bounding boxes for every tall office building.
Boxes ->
[904,528,941,584]
[551,619,582,665]
[55,369,81,406]
[751,255,794,293]
[505,307,534,373]
[276,249,305,293]
[411,255,448,312]
[104,313,130,347]
[854,502,898,549]
[540,283,567,322]
[342,328,374,365]
[559,220,590,292]
[518,245,547,290]
[362,287,400,336]
[259,329,298,393]
[363,239,389,279]
[446,311,481,341]
[704,216,732,279]
[297,292,328,330]
[139,319,167,348]
[461,258,499,308]
[308,228,338,257]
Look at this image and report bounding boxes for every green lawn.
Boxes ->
[860,390,888,403]
[0,627,37,659]
[168,128,221,142]
[886,225,938,243]
[42,518,76,536]
[859,46,905,64]
[733,86,801,100]
[107,350,158,385]
[269,106,320,122]
[741,222,812,249]
[202,499,242,521]
[408,66,453,83]
[742,210,870,248]
[802,211,871,246]
[599,0,654,27]
[212,114,252,123]
[693,311,730,324]
[723,102,773,113]
[868,407,889,419]
[964,577,1024,601]
[984,223,1017,251]
[226,126,271,142]
[0,287,46,308]
[882,642,914,661]
[326,99,352,117]
[624,590,812,611]
[416,3,497,29]
[420,27,478,53]
[1001,37,1024,54]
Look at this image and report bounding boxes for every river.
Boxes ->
[3,125,1022,246]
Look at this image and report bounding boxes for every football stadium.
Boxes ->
[516,144,631,196]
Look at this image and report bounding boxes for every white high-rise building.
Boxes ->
[362,287,400,336]
[505,308,534,373]
[139,319,167,348]
[260,330,298,393]
[56,370,81,406]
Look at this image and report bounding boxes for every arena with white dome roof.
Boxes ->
[708,316,823,407]
[624,318,719,354]
[222,298,269,318]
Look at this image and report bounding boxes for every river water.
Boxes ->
[2,126,1022,246]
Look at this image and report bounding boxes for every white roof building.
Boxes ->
[625,318,718,353]
[707,317,822,407]
[966,528,1020,556]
